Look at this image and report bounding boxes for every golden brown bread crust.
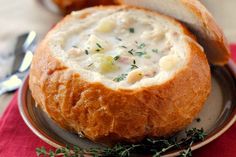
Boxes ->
[118,0,230,65]
[52,0,118,14]
[182,0,230,65]
[29,6,211,143]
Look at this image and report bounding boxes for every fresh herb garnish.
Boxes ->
[85,49,89,55]
[36,128,206,157]
[116,37,122,41]
[152,49,159,53]
[95,43,104,52]
[129,27,135,33]
[96,43,102,49]
[113,73,128,82]
[135,51,147,57]
[87,63,93,67]
[128,49,134,55]
[120,45,127,49]
[138,43,145,49]
[114,55,120,61]
[131,60,138,70]
[131,64,138,70]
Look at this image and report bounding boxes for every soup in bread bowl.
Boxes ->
[29,6,211,143]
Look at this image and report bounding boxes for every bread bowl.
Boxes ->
[118,0,230,65]
[29,5,211,143]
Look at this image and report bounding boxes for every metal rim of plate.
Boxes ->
[18,59,236,157]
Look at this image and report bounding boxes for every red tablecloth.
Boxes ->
[0,45,236,157]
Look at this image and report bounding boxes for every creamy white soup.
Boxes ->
[48,7,194,89]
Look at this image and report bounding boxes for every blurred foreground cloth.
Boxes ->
[0,45,235,156]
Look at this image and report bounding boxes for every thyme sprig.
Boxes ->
[36,128,206,157]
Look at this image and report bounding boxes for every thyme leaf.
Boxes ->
[85,49,89,55]
[128,49,134,55]
[114,56,120,61]
[113,73,128,82]
[87,63,93,67]
[131,64,138,70]
[138,43,145,49]
[120,45,127,49]
[96,43,102,49]
[131,60,138,70]
[129,27,135,33]
[116,37,122,41]
[94,43,104,52]
[152,49,159,53]
[135,51,146,57]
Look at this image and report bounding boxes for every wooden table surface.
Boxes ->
[0,0,236,116]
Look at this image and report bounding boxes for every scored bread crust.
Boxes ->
[29,6,211,143]
[118,0,230,65]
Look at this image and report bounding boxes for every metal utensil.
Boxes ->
[0,31,37,95]
[11,31,37,74]
[0,72,25,95]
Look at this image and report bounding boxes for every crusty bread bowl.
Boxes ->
[118,0,230,65]
[29,5,211,143]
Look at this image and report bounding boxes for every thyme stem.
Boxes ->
[36,128,206,157]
